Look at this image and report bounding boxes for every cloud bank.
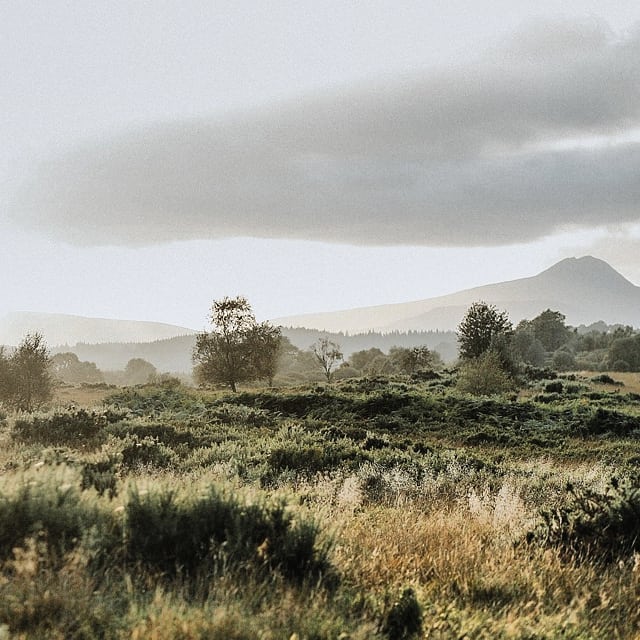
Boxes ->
[10,18,640,247]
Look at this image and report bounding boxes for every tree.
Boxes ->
[512,321,546,366]
[529,309,572,351]
[123,358,157,386]
[247,321,283,386]
[193,296,281,391]
[0,347,12,405]
[312,338,343,382]
[552,348,576,372]
[51,352,104,385]
[608,335,640,371]
[350,348,385,372]
[457,302,512,360]
[389,345,439,374]
[7,333,53,411]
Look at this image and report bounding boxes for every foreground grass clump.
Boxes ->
[124,485,332,582]
[0,474,330,585]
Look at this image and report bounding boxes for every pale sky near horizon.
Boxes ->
[2,1,640,330]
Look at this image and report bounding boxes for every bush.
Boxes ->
[123,486,332,582]
[12,409,122,448]
[612,360,630,372]
[528,475,640,562]
[80,456,120,498]
[0,480,109,561]
[544,381,563,394]
[382,587,422,639]
[456,351,512,396]
[119,436,176,470]
[0,478,332,585]
[552,349,576,372]
[591,374,624,386]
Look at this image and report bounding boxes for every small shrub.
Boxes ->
[591,374,624,386]
[612,360,630,372]
[12,409,121,448]
[123,486,332,582]
[205,402,274,427]
[382,588,422,639]
[0,480,107,560]
[456,352,512,396]
[80,456,120,498]
[119,436,176,470]
[580,408,640,437]
[544,380,563,394]
[527,475,640,562]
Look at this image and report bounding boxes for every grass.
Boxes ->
[1,376,640,637]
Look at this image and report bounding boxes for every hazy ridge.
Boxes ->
[274,256,640,332]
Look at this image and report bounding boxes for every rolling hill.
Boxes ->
[273,256,640,333]
[0,312,195,348]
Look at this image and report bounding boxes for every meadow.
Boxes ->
[0,372,639,639]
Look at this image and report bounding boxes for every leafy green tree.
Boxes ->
[312,338,343,382]
[51,352,104,385]
[457,302,512,360]
[389,345,440,374]
[552,348,577,371]
[608,335,640,371]
[123,358,157,386]
[0,347,12,405]
[512,321,545,366]
[193,296,281,391]
[350,348,385,372]
[529,309,573,351]
[7,333,53,411]
[246,321,283,386]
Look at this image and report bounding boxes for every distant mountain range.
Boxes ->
[274,256,640,333]
[0,312,195,348]
[1,256,637,373]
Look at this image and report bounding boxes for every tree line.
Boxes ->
[192,296,446,390]
[2,296,639,408]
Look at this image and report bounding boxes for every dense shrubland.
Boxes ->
[1,374,640,638]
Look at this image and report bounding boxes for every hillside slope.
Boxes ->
[273,257,640,332]
[0,312,196,347]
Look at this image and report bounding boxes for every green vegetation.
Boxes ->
[0,332,53,411]
[2,371,640,637]
[193,296,282,391]
[4,299,640,638]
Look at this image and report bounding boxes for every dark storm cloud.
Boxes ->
[10,19,640,246]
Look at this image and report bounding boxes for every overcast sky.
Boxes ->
[2,1,640,329]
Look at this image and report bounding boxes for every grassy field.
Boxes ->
[1,372,640,638]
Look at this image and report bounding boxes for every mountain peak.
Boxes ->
[274,256,640,332]
[538,256,635,289]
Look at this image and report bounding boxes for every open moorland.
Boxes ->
[1,370,640,639]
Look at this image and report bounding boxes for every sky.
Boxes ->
[2,1,640,330]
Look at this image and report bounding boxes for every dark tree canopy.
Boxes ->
[528,309,573,352]
[193,296,281,391]
[457,302,513,360]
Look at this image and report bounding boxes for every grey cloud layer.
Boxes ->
[10,19,640,246]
